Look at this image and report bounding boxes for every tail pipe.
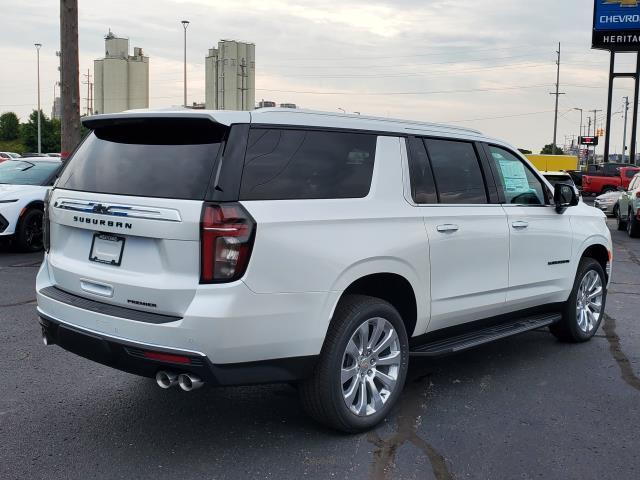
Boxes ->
[156,371,178,389]
[178,373,204,392]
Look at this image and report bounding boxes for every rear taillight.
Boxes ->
[200,203,255,283]
[43,189,51,253]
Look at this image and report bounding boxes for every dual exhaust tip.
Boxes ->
[156,371,203,392]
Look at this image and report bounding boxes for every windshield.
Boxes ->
[0,160,60,185]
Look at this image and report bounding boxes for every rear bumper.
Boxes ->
[36,256,334,383]
[39,312,318,385]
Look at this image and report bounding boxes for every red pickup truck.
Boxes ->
[582,166,640,195]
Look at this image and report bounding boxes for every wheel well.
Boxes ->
[16,201,44,225]
[581,244,609,280]
[341,273,417,337]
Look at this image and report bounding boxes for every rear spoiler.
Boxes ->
[82,111,250,130]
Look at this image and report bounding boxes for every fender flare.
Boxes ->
[323,256,429,335]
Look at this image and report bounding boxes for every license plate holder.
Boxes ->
[89,233,125,266]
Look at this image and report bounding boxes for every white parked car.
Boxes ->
[0,151,21,161]
[37,109,612,432]
[0,157,62,251]
[594,190,623,217]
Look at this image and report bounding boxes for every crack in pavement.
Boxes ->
[367,377,454,480]
[603,314,640,393]
[0,299,37,308]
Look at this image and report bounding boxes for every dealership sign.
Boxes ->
[593,0,640,50]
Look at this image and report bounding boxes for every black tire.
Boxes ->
[550,257,607,342]
[628,209,640,238]
[612,204,619,219]
[15,208,44,252]
[299,294,409,433]
[617,206,627,231]
[601,186,616,194]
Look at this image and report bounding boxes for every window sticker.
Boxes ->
[493,153,529,192]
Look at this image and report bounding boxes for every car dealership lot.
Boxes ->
[0,220,639,480]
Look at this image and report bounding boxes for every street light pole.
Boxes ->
[574,107,583,164]
[622,96,630,163]
[181,20,189,107]
[35,43,42,153]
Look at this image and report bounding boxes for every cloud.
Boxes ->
[0,0,631,153]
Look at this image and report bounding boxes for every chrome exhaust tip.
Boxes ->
[178,373,204,392]
[155,370,178,389]
[42,329,53,346]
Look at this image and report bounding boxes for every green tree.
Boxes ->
[540,143,564,155]
[0,112,20,141]
[20,110,60,153]
[518,148,532,155]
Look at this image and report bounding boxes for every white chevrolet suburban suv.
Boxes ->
[37,108,612,432]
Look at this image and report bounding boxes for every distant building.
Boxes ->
[93,31,149,114]
[205,40,255,111]
[256,100,276,108]
[51,96,62,119]
[255,100,297,109]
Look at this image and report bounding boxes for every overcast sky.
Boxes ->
[1,0,638,153]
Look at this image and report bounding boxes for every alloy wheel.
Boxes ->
[24,212,44,250]
[575,270,603,334]
[341,317,401,417]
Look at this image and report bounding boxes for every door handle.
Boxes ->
[436,224,459,233]
[511,221,529,229]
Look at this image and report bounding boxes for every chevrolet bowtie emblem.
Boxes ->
[604,0,639,7]
[92,204,110,214]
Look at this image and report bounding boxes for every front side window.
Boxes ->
[489,146,546,205]
[424,139,487,204]
[240,129,376,200]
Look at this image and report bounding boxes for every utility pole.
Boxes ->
[591,109,603,164]
[181,20,189,107]
[550,42,565,154]
[82,69,92,116]
[240,58,247,110]
[35,43,42,154]
[60,0,81,158]
[622,96,630,163]
[587,116,593,166]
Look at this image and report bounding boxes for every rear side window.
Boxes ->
[57,118,227,200]
[625,169,639,178]
[240,129,376,200]
[406,137,437,204]
[424,139,487,204]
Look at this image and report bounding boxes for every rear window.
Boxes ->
[240,129,377,200]
[57,118,227,200]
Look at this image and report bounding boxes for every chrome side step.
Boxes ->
[410,313,561,357]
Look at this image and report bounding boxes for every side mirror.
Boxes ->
[554,183,578,213]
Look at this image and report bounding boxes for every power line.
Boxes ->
[263,52,550,70]
[255,83,554,96]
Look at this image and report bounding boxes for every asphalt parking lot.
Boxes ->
[1,219,639,480]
